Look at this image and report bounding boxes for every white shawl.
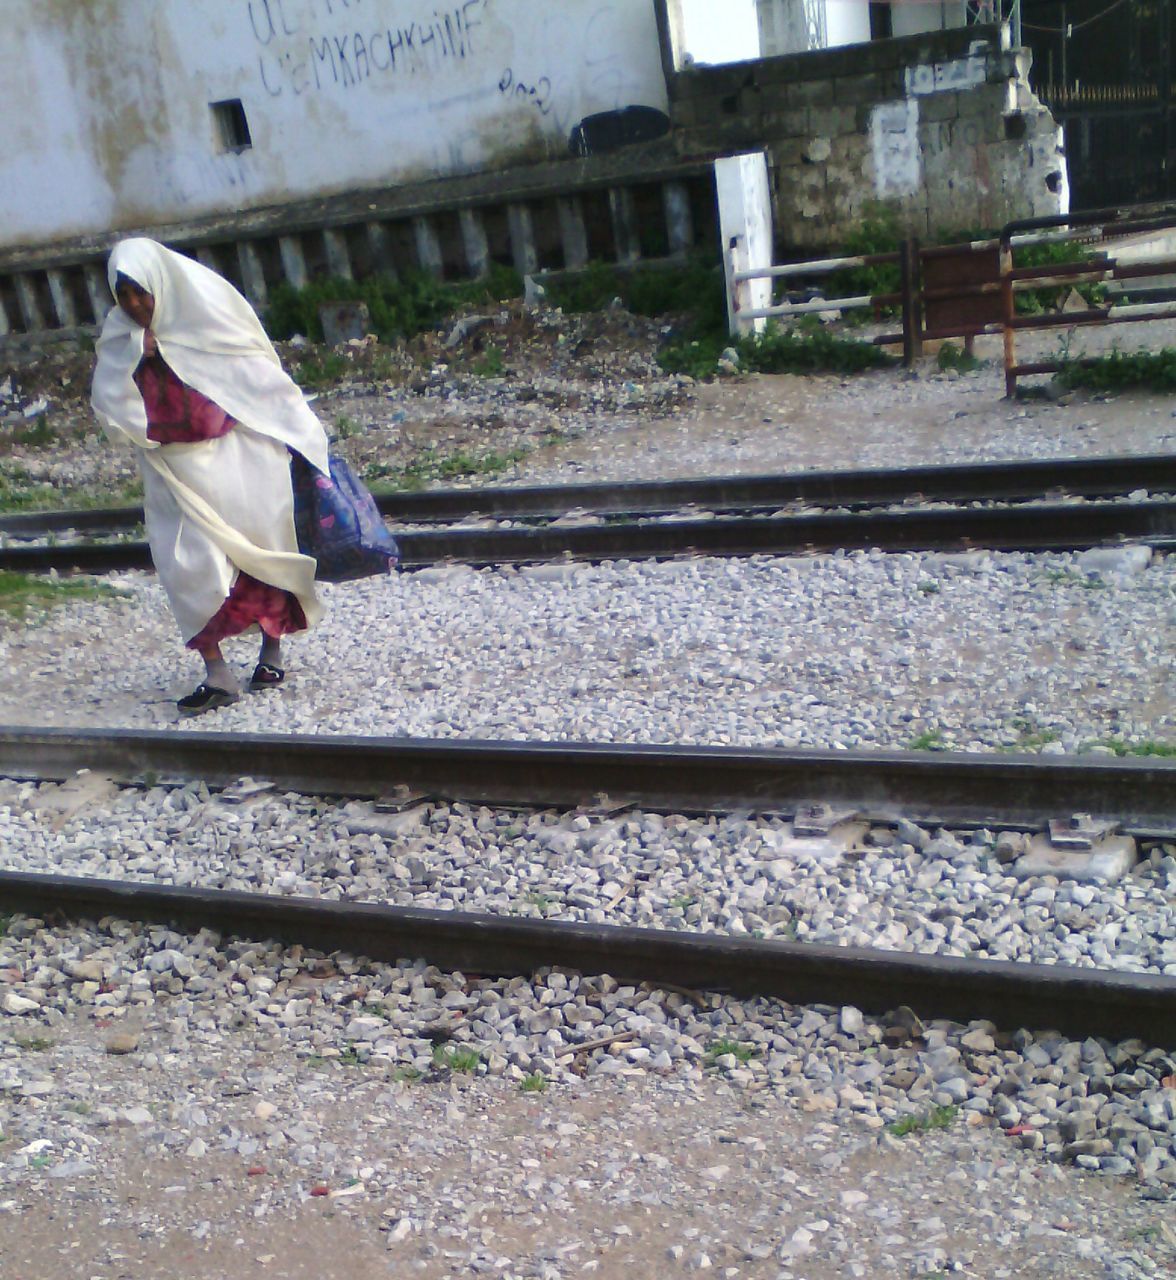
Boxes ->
[91,238,330,641]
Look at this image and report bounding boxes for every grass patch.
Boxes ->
[366,445,529,491]
[333,413,363,440]
[917,580,940,594]
[1041,569,1107,589]
[432,1045,481,1074]
[705,1039,759,1065]
[907,728,946,752]
[292,352,349,388]
[12,416,55,447]
[338,1048,365,1067]
[15,1035,55,1052]
[660,321,896,381]
[392,1065,422,1083]
[1058,346,1176,393]
[0,469,142,515]
[0,572,128,621]
[520,1072,548,1093]
[1096,738,1176,759]
[936,341,981,373]
[265,265,523,346]
[886,1104,957,1137]
[472,344,506,377]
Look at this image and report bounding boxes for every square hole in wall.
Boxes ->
[211,99,252,153]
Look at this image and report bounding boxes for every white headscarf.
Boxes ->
[91,238,328,474]
[90,238,328,642]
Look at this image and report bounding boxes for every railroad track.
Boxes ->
[2,461,1175,574]
[2,726,1173,1042]
[3,453,1174,536]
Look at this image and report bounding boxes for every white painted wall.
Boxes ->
[890,1,968,39]
[0,0,669,249]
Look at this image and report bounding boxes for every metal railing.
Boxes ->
[726,200,1176,396]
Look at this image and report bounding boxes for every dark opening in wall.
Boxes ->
[211,99,252,152]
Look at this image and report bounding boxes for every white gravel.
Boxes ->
[2,779,1174,977]
[2,546,1171,757]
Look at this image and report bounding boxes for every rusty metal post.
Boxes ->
[899,237,923,366]
[1000,236,1017,397]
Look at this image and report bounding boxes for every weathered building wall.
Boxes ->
[670,24,1066,248]
[0,0,669,251]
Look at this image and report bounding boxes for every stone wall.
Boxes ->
[669,25,1066,249]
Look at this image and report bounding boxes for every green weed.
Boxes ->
[472,344,505,377]
[705,1039,759,1065]
[1042,569,1107,589]
[886,1104,957,1137]
[1096,738,1176,759]
[338,1048,365,1067]
[520,1073,548,1093]
[432,1045,481,1074]
[392,1065,422,1083]
[907,729,946,752]
[13,417,55,447]
[0,572,128,621]
[265,265,522,345]
[366,445,529,491]
[333,413,362,439]
[917,581,940,594]
[293,353,349,388]
[1058,346,1176,393]
[15,1035,54,1052]
[936,341,981,372]
[660,322,895,381]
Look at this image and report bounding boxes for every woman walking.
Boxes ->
[91,238,331,716]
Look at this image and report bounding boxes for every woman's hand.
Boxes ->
[143,330,159,358]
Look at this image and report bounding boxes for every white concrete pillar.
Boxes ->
[236,242,268,307]
[715,151,773,336]
[508,203,538,277]
[323,229,353,280]
[459,209,490,278]
[557,197,589,270]
[365,222,398,278]
[83,263,111,324]
[413,216,444,276]
[663,182,694,258]
[14,274,46,331]
[608,187,641,264]
[46,269,78,328]
[279,235,309,290]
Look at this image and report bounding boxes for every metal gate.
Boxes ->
[1026,0,1172,207]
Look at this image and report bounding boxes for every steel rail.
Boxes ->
[3,727,1174,834]
[0,871,1170,1042]
[1,499,1173,576]
[2,454,1174,537]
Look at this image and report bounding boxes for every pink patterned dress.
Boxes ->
[134,356,307,653]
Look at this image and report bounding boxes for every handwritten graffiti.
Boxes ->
[498,68,553,116]
[925,118,983,158]
[905,44,988,98]
[253,0,487,97]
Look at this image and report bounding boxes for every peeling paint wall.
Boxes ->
[670,25,1066,247]
[0,0,669,250]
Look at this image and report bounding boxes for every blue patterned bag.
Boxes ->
[291,454,399,582]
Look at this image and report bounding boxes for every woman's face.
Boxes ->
[115,279,155,329]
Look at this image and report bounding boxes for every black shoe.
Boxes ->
[248,662,286,692]
[177,684,238,716]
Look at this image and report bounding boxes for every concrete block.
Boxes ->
[1014,835,1138,884]
[1076,545,1153,580]
[46,269,77,328]
[759,821,869,870]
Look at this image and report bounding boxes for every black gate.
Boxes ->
[1024,0,1173,207]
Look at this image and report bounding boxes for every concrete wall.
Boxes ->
[0,0,669,251]
[670,25,1066,248]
